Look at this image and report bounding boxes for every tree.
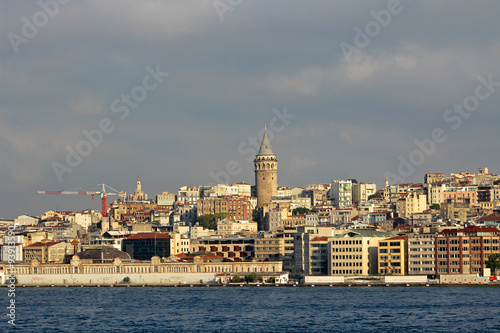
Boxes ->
[252,208,260,223]
[195,213,229,230]
[292,207,311,215]
[486,254,500,274]
[6,275,17,285]
[431,204,441,210]
[368,192,383,200]
[244,272,258,283]
[234,275,243,283]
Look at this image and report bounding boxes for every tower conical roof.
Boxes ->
[258,125,274,155]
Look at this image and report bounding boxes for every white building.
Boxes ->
[352,183,377,204]
[1,235,24,262]
[14,215,39,226]
[328,180,352,208]
[157,192,176,206]
[233,182,252,197]
[67,212,92,230]
[177,186,200,203]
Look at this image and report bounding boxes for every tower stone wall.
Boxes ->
[255,126,277,207]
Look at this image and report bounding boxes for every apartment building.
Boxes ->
[156,192,176,206]
[378,235,408,275]
[435,226,500,275]
[254,235,285,261]
[329,180,352,208]
[424,173,446,184]
[442,186,478,208]
[407,233,436,275]
[192,237,254,261]
[352,182,377,204]
[217,219,257,235]
[331,230,394,276]
[264,208,290,232]
[396,192,427,218]
[197,196,252,221]
[24,240,74,264]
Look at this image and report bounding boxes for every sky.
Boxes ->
[1,0,500,219]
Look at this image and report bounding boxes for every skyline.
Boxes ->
[1,1,500,218]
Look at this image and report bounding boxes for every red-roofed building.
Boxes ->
[174,252,223,262]
[23,240,74,263]
[476,208,500,226]
[436,226,500,275]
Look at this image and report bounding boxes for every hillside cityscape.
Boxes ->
[2,128,500,286]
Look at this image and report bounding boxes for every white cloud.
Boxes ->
[86,0,215,42]
[70,93,104,115]
[261,41,500,98]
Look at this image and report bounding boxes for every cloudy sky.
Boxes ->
[1,1,499,218]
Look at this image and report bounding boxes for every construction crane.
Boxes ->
[36,184,126,218]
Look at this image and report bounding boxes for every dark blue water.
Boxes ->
[2,286,500,332]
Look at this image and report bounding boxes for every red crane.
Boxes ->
[36,184,126,217]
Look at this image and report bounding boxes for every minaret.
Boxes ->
[254,125,278,208]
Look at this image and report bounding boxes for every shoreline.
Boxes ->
[3,283,500,288]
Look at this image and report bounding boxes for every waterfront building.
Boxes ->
[378,235,408,275]
[0,255,284,286]
[408,233,436,275]
[331,229,395,276]
[435,226,500,275]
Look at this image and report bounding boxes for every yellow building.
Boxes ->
[330,230,395,276]
[254,235,285,261]
[378,235,408,275]
[23,240,74,263]
[217,219,258,236]
[171,233,191,255]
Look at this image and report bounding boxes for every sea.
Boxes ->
[2,286,500,332]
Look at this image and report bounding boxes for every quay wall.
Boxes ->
[8,273,217,286]
[304,276,345,284]
[439,274,491,284]
[384,276,427,284]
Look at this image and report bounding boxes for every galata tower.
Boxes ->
[254,125,278,207]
